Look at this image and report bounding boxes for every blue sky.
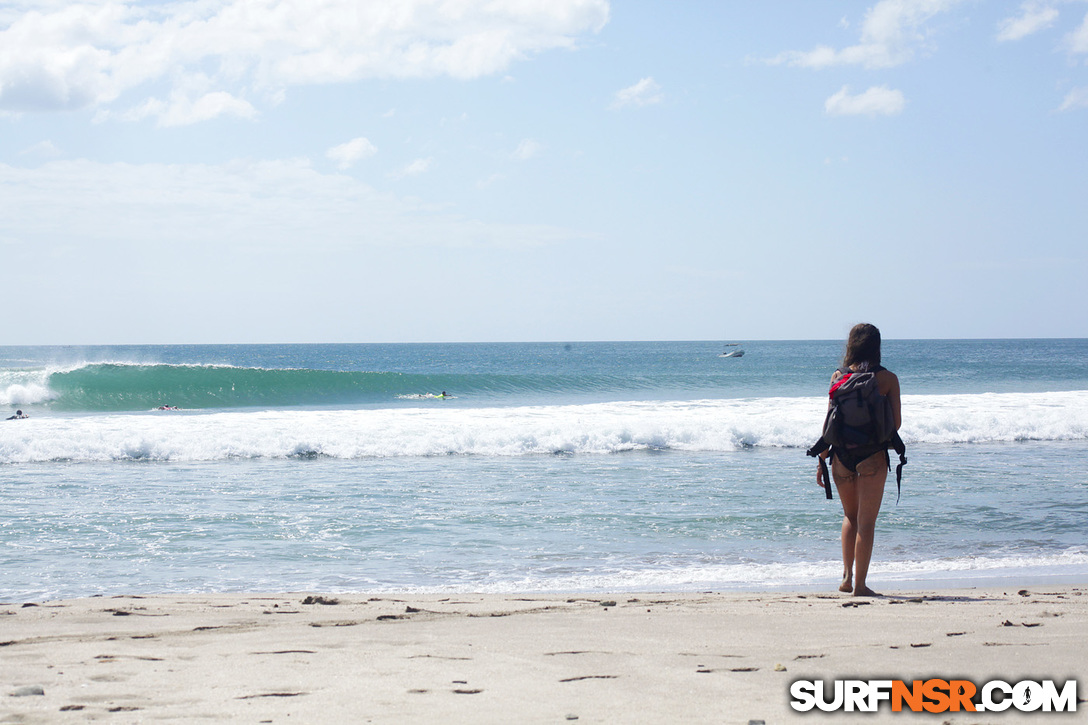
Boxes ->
[2,0,1086,344]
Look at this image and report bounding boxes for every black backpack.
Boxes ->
[823,368,894,449]
[807,367,906,501]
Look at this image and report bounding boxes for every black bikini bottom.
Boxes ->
[833,445,889,474]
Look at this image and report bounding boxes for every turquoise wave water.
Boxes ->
[42,364,460,410]
[25,363,641,411]
[3,339,1088,413]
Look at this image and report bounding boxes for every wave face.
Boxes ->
[3,391,1086,464]
[5,363,538,411]
[5,339,1088,413]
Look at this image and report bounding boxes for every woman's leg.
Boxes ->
[849,453,889,596]
[833,452,888,596]
[832,459,858,593]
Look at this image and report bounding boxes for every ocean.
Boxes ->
[2,340,1086,601]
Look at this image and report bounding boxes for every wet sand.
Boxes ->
[2,587,1085,723]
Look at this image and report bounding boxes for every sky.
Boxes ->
[2,0,1087,344]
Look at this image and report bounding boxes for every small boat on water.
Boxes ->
[720,343,745,358]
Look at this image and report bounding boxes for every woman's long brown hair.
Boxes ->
[843,323,881,369]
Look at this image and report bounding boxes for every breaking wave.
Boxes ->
[3,391,1087,464]
[0,362,588,411]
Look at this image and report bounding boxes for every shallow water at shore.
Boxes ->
[4,441,1085,600]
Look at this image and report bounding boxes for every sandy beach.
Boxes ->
[2,586,1085,724]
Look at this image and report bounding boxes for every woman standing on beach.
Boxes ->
[816,323,902,597]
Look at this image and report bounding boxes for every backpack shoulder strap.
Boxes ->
[829,368,854,396]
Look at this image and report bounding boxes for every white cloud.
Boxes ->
[770,0,963,69]
[0,0,610,118]
[1058,86,1088,111]
[0,158,585,251]
[512,139,542,160]
[19,140,62,158]
[476,172,505,188]
[118,90,258,127]
[326,137,378,170]
[825,85,906,116]
[997,3,1059,42]
[610,77,663,109]
[393,157,433,178]
[1066,10,1088,54]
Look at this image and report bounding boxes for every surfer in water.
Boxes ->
[6,410,28,420]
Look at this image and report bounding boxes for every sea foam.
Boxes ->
[3,391,1086,464]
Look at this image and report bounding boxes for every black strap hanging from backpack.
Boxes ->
[806,438,834,500]
[889,431,907,503]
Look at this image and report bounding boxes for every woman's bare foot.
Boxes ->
[839,575,852,593]
[853,586,880,597]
